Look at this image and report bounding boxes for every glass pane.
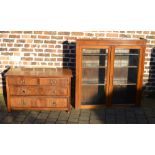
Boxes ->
[81,48,108,105]
[112,85,137,104]
[112,49,139,104]
[81,85,106,105]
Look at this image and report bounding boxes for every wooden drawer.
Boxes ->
[8,77,38,85]
[39,78,68,86]
[10,86,68,96]
[10,97,68,108]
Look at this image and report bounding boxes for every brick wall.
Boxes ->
[0,31,155,95]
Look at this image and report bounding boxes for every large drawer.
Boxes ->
[39,78,68,86]
[9,86,68,96]
[10,97,68,108]
[8,77,38,85]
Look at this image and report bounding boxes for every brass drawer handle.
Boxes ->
[21,80,25,84]
[52,90,56,94]
[50,80,57,85]
[21,99,26,105]
[22,89,26,94]
[51,101,56,106]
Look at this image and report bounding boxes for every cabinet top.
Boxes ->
[76,39,147,46]
[5,68,72,77]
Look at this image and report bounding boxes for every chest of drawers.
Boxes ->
[5,68,72,112]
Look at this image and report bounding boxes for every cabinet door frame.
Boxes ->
[108,45,145,106]
[75,45,111,109]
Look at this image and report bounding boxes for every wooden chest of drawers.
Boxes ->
[5,68,72,112]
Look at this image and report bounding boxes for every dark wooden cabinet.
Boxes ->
[5,68,72,112]
[75,39,146,109]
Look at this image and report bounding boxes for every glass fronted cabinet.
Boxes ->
[76,39,146,109]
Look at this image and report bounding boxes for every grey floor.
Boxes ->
[0,94,155,124]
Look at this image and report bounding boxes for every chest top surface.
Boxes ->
[5,68,72,77]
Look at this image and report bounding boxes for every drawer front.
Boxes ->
[10,86,38,96]
[8,77,38,85]
[39,86,68,96]
[39,78,68,86]
[10,86,68,96]
[10,97,68,108]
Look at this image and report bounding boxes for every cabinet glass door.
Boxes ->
[81,48,108,105]
[112,48,140,104]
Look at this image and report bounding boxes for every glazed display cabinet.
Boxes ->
[75,39,146,109]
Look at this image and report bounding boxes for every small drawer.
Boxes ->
[10,86,68,96]
[39,86,68,96]
[8,77,38,85]
[10,97,68,108]
[39,78,68,86]
[10,86,39,96]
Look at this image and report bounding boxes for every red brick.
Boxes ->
[14,44,23,47]
[9,48,19,51]
[1,52,13,56]
[0,48,7,51]
[58,32,70,35]
[9,35,20,38]
[143,31,150,34]
[31,62,37,65]
[24,44,30,48]
[51,36,63,40]
[106,33,118,37]
[146,36,155,39]
[71,32,84,36]
[24,31,33,34]
[84,33,94,37]
[44,40,56,44]
[31,35,37,38]
[95,33,105,37]
[64,36,77,40]
[38,35,50,39]
[11,31,22,34]
[44,31,57,35]
[44,49,53,52]
[34,40,43,43]
[150,31,155,35]
[0,43,6,47]
[7,43,13,47]
[0,34,9,38]
[44,58,56,61]
[55,45,61,48]
[24,53,30,56]
[21,57,33,61]
[34,31,43,34]
[22,48,33,52]
[3,39,14,42]
[119,34,131,38]
[35,49,43,52]
[16,39,25,43]
[34,58,43,61]
[48,45,54,48]
[133,35,145,38]
[38,53,50,57]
